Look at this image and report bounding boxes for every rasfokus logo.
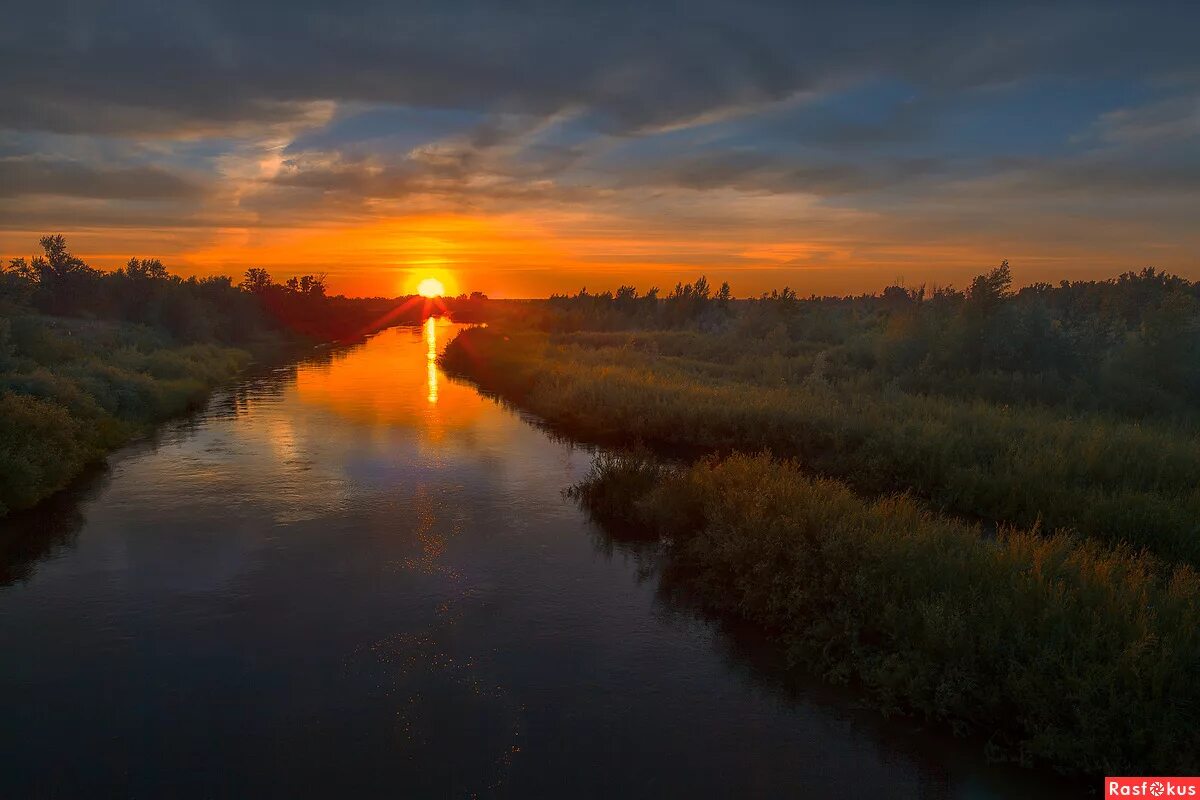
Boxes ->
[1106,778,1200,797]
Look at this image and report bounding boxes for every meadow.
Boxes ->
[442,264,1200,774]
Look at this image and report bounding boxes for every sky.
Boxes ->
[1,1,1198,298]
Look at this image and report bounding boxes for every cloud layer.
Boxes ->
[2,0,1197,295]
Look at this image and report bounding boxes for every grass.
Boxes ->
[571,452,1200,775]
[442,327,1200,565]
[444,320,1200,775]
[0,315,251,515]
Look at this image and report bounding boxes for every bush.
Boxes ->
[0,392,97,514]
[442,327,1200,564]
[572,452,1200,775]
[0,316,250,515]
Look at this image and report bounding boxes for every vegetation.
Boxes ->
[489,263,1200,419]
[570,452,1200,775]
[442,266,1200,564]
[0,316,250,514]
[443,262,1200,774]
[0,234,490,515]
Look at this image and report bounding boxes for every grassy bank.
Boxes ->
[0,315,252,515]
[442,313,1200,773]
[441,327,1200,565]
[1,233,490,517]
[569,452,1200,775]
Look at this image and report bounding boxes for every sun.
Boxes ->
[416,277,446,298]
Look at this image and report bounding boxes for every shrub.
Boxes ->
[442,327,1200,564]
[572,452,1200,775]
[0,317,250,515]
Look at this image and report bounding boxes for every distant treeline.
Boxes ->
[509,261,1200,419]
[2,234,489,345]
[0,234,489,516]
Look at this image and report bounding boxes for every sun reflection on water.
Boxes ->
[291,319,481,436]
[425,316,439,404]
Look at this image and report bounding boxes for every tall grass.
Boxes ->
[0,316,250,515]
[573,452,1200,775]
[442,327,1200,564]
[442,281,1200,775]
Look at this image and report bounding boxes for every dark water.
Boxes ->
[0,321,1072,799]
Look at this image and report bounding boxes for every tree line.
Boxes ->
[2,235,486,344]
[527,260,1200,419]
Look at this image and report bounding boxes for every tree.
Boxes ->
[0,259,36,307]
[32,235,99,314]
[716,281,732,307]
[241,268,274,294]
[38,234,88,280]
[299,274,326,297]
[283,274,327,296]
[125,257,168,280]
[7,257,38,283]
[967,260,1013,311]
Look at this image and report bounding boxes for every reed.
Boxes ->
[442,327,1200,564]
[570,452,1200,775]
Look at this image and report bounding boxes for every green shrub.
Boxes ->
[0,316,250,515]
[0,392,98,513]
[443,327,1200,564]
[572,452,1200,775]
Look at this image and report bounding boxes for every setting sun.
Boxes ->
[416,278,445,298]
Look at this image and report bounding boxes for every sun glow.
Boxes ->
[417,278,446,298]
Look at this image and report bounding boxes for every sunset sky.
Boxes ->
[2,1,1197,297]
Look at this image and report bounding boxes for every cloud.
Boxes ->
[2,1,1196,138]
[612,150,945,196]
[1091,95,1200,145]
[982,157,1200,198]
[2,0,1199,290]
[0,156,206,200]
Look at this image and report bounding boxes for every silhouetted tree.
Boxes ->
[966,259,1013,311]
[124,257,168,281]
[241,268,273,294]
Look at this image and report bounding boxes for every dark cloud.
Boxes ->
[615,151,945,195]
[2,0,1197,137]
[3,0,1198,284]
[0,156,205,200]
[1090,95,1200,145]
[980,156,1200,198]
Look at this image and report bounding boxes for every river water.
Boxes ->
[0,319,1069,798]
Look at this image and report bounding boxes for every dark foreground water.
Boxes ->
[0,320,1072,799]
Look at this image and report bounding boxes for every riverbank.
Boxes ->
[0,234,494,518]
[0,314,259,515]
[441,325,1200,776]
[440,327,1200,565]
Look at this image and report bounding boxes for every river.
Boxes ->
[0,319,1071,798]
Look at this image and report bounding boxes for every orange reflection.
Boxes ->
[293,320,481,439]
[425,316,438,404]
